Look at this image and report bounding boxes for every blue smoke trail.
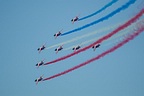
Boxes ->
[61,0,136,36]
[78,0,118,21]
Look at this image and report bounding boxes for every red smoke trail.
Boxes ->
[44,9,144,65]
[43,26,144,81]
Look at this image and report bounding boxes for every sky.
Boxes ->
[0,0,144,96]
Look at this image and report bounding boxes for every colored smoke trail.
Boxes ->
[61,0,136,36]
[63,37,101,51]
[46,23,121,50]
[104,18,144,46]
[43,26,144,81]
[78,0,118,21]
[44,9,144,65]
[63,30,129,51]
[63,22,140,51]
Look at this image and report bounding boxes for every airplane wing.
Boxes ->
[56,50,58,54]
[93,48,96,51]
[55,36,57,39]
[60,29,63,32]
[73,48,76,52]
[38,50,41,54]
[37,65,39,69]
[41,74,44,77]
[36,81,38,85]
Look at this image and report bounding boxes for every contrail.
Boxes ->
[44,9,144,65]
[61,0,136,36]
[43,25,144,81]
[78,0,118,21]
[46,23,121,50]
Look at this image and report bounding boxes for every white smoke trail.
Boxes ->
[46,22,123,50]
[63,19,144,50]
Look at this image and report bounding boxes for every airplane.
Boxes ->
[71,16,79,24]
[35,75,44,85]
[55,45,63,54]
[37,44,46,53]
[36,60,45,68]
[72,45,81,52]
[92,43,100,51]
[54,29,63,39]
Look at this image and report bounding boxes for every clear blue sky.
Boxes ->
[0,0,144,96]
